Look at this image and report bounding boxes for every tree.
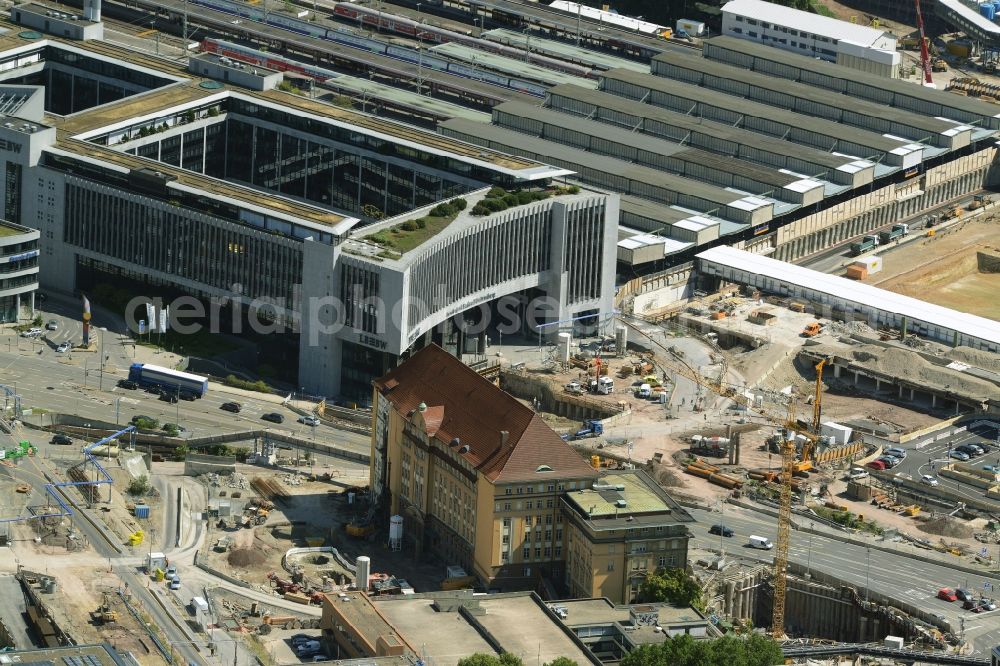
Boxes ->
[127,475,150,496]
[456,654,523,666]
[543,658,579,666]
[638,567,702,608]
[620,634,782,666]
[742,633,783,666]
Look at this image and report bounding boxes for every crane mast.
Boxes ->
[915,0,934,85]
[770,438,795,639]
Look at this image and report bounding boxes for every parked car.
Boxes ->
[885,447,907,459]
[168,575,181,591]
[963,599,982,612]
[221,401,242,413]
[262,412,285,424]
[50,434,73,445]
[956,588,973,601]
[966,444,985,456]
[956,444,980,457]
[937,588,958,602]
[877,455,901,468]
[848,467,869,480]
[45,320,58,330]
[145,385,162,395]
[56,341,71,353]
[117,379,138,390]
[709,524,734,537]
[159,392,178,403]
[298,415,320,426]
[866,460,887,471]
[920,474,939,486]
[179,391,197,401]
[950,450,970,461]
[979,598,997,611]
[20,328,42,338]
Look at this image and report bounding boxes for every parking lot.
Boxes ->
[868,420,1000,504]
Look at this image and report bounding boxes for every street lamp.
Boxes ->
[864,546,871,603]
[806,521,814,577]
[98,327,107,391]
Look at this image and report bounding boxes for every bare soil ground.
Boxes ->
[873,215,1000,322]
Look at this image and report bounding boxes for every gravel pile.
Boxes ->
[840,344,998,399]
[947,346,1000,373]
[916,516,974,539]
[228,548,266,567]
[827,321,876,336]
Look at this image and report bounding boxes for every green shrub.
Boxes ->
[430,203,453,217]
[127,475,150,496]
[487,186,506,198]
[400,221,418,232]
[471,204,489,216]
[416,218,427,229]
[483,198,505,212]
[451,198,467,211]
[567,185,580,194]
[223,374,273,394]
[134,417,158,431]
[502,193,519,207]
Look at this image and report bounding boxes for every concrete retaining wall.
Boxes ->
[500,370,624,421]
[976,249,1000,273]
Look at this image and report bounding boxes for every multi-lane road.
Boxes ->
[689,505,1000,656]
[878,420,1000,505]
[0,298,370,458]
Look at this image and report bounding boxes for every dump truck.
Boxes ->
[877,223,908,243]
[969,193,992,210]
[849,235,879,256]
[932,58,948,72]
[561,419,604,441]
[801,322,822,337]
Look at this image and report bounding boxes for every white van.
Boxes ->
[748,535,773,550]
[636,383,651,398]
[169,575,181,590]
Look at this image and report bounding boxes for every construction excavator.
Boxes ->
[91,593,119,625]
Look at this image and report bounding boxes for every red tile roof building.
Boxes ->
[371,344,598,589]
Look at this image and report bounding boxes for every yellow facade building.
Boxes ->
[370,344,692,599]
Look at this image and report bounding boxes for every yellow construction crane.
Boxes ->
[771,439,795,639]
[812,358,826,433]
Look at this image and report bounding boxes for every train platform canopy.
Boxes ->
[545,84,869,191]
[439,117,780,226]
[598,69,926,171]
[618,232,693,265]
[481,29,650,73]
[429,42,598,89]
[491,101,828,206]
[651,50,974,151]
[702,36,1000,132]
[696,245,1000,351]
[322,74,491,122]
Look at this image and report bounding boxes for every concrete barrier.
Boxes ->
[283,546,357,575]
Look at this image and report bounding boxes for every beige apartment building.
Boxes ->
[562,470,694,603]
[370,344,691,597]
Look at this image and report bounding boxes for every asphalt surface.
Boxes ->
[689,505,1000,656]
[1,301,370,457]
[882,421,1000,505]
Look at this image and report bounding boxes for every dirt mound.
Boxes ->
[228,548,266,567]
[916,516,974,539]
[839,345,997,399]
[947,346,1000,373]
